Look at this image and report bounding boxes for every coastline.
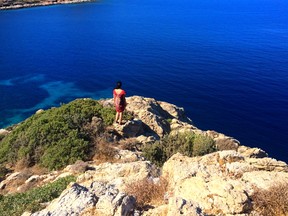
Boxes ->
[0,0,96,10]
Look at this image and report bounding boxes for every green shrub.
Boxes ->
[0,175,76,216]
[142,143,167,167]
[0,134,5,141]
[0,99,118,170]
[143,132,216,166]
[192,133,216,156]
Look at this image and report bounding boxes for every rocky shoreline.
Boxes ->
[0,0,95,10]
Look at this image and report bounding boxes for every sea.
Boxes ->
[0,0,287,162]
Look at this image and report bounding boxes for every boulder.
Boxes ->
[238,146,268,158]
[120,119,145,138]
[77,161,156,191]
[242,171,288,190]
[35,109,44,114]
[30,161,148,216]
[162,151,288,215]
[0,129,9,136]
[143,198,204,216]
[125,96,172,137]
[94,184,135,216]
[31,183,97,216]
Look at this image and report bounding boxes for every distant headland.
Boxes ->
[0,0,95,10]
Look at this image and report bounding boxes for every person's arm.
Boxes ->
[113,90,116,105]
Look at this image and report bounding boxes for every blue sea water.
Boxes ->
[0,0,287,162]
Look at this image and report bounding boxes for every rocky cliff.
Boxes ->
[0,96,287,216]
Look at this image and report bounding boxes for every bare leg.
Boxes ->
[119,112,123,124]
[115,112,120,123]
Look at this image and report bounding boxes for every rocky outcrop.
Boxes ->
[24,149,288,216]
[0,129,9,136]
[101,96,239,148]
[27,160,155,216]
[0,96,287,215]
[31,183,98,216]
[161,151,288,215]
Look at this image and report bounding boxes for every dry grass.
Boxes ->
[118,138,140,151]
[1,163,49,194]
[93,140,118,164]
[14,157,31,171]
[252,182,288,216]
[215,138,239,151]
[29,164,49,175]
[1,168,32,194]
[66,160,88,174]
[80,207,110,216]
[125,177,168,210]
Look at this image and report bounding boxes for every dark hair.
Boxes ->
[115,81,122,89]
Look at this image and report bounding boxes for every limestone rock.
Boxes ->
[35,109,44,114]
[63,160,89,174]
[125,96,172,137]
[120,119,145,138]
[245,157,288,172]
[242,171,288,190]
[207,130,240,150]
[0,172,25,190]
[174,177,252,215]
[0,128,9,136]
[162,151,288,215]
[142,204,169,216]
[143,198,204,216]
[25,175,44,184]
[77,161,155,190]
[158,101,192,123]
[101,96,241,148]
[169,118,196,135]
[136,135,156,144]
[167,197,204,216]
[94,184,135,216]
[31,183,97,216]
[238,146,268,158]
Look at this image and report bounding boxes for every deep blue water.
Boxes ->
[0,0,287,162]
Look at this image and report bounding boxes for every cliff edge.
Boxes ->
[0,96,287,216]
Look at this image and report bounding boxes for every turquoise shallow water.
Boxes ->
[0,0,288,162]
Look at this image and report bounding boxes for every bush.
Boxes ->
[125,177,168,209]
[142,143,167,167]
[143,132,216,166]
[0,134,5,142]
[0,175,76,216]
[92,139,118,164]
[192,133,216,156]
[252,182,288,216]
[0,165,9,181]
[0,99,117,170]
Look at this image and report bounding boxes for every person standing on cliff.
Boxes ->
[113,81,127,125]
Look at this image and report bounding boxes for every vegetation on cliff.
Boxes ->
[0,98,216,171]
[0,99,116,170]
[252,182,288,216]
[143,132,216,166]
[0,175,76,216]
